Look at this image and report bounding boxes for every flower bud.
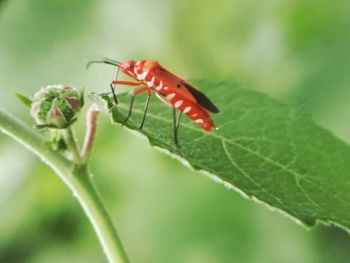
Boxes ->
[30,85,83,128]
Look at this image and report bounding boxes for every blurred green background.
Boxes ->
[1,0,350,262]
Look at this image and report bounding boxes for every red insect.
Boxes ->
[87,59,219,151]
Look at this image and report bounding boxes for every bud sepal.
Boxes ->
[30,84,83,129]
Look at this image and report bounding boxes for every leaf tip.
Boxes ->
[14,92,32,108]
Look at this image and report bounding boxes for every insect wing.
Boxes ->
[153,66,219,113]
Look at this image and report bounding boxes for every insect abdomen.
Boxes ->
[156,90,214,131]
[174,99,214,131]
[141,71,214,131]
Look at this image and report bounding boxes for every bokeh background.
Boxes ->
[1,0,350,262]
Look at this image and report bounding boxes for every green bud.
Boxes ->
[30,85,83,128]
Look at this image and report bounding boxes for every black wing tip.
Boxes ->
[182,82,220,114]
[211,106,220,114]
[206,104,220,114]
[201,100,219,113]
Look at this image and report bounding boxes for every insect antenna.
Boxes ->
[86,58,121,105]
[86,58,121,69]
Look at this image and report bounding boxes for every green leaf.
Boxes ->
[105,80,350,232]
[14,92,32,108]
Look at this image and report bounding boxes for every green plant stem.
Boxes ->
[64,127,82,163]
[72,169,129,262]
[0,109,129,263]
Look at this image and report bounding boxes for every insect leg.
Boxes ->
[176,111,182,132]
[109,80,142,105]
[123,95,135,123]
[173,107,182,152]
[110,67,120,105]
[123,86,149,124]
[110,83,119,105]
[139,89,152,129]
[111,80,141,86]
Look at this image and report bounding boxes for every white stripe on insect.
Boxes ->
[167,93,176,101]
[163,86,168,90]
[155,93,173,107]
[138,71,148,80]
[191,113,198,117]
[156,81,163,91]
[147,76,155,87]
[183,106,191,113]
[195,119,204,124]
[174,100,183,108]
[136,61,141,66]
